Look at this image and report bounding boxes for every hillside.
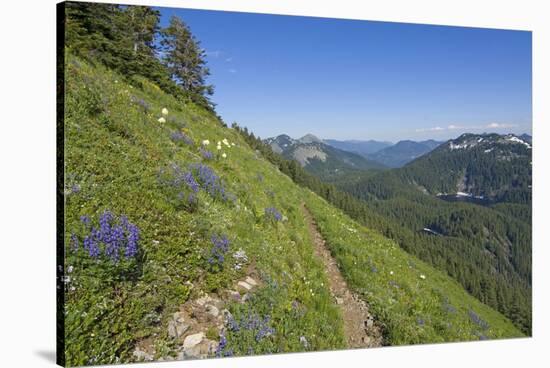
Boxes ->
[265,134,385,181]
[62,53,523,366]
[366,139,442,168]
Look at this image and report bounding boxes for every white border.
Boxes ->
[0,1,548,367]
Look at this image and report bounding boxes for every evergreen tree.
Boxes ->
[160,16,214,98]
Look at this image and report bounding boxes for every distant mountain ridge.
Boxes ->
[264,134,386,180]
[324,139,392,156]
[366,139,443,168]
[387,133,532,203]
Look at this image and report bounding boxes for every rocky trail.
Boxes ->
[134,274,261,362]
[301,203,383,348]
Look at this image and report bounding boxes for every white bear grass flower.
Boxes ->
[222,138,230,147]
[202,140,210,146]
[158,117,166,123]
[217,144,222,150]
[419,274,426,280]
[161,107,169,115]
[222,153,227,159]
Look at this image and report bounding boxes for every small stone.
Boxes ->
[168,320,178,338]
[183,332,205,349]
[206,305,219,317]
[195,295,211,306]
[221,309,232,319]
[335,297,344,305]
[366,319,374,328]
[238,281,252,290]
[228,290,241,301]
[173,311,185,323]
[133,348,154,361]
[177,323,190,336]
[168,319,189,338]
[245,276,258,286]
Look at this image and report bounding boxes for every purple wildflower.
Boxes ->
[170,131,193,145]
[70,233,79,252]
[99,210,113,243]
[208,234,230,266]
[200,148,213,160]
[255,316,275,341]
[125,223,139,258]
[105,225,125,262]
[80,215,91,227]
[191,163,229,201]
[215,334,227,357]
[183,171,199,193]
[72,211,140,262]
[265,207,282,222]
[84,228,101,258]
[227,315,240,332]
[131,96,150,111]
[469,310,489,330]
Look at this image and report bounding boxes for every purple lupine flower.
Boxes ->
[119,215,129,229]
[208,234,230,266]
[200,148,213,160]
[191,163,229,201]
[215,335,227,357]
[187,193,197,205]
[183,171,199,193]
[99,210,113,243]
[256,324,275,341]
[80,215,91,227]
[74,211,140,262]
[131,96,150,111]
[468,310,489,330]
[170,131,193,145]
[125,223,139,258]
[105,225,125,262]
[84,228,101,258]
[70,233,79,252]
[265,207,282,222]
[71,184,81,193]
[227,315,240,332]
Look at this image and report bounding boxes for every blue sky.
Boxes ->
[157,7,532,142]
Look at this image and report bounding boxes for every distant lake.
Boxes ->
[437,194,492,206]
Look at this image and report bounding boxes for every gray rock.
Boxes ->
[168,314,190,338]
[133,348,154,361]
[206,305,219,317]
[366,318,374,328]
[237,281,252,290]
[335,296,344,305]
[173,311,186,323]
[228,290,241,301]
[183,332,205,350]
[245,276,258,286]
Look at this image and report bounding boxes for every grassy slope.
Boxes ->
[63,54,522,366]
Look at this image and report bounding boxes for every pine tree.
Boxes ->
[160,16,214,99]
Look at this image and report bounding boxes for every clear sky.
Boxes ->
[157,7,532,143]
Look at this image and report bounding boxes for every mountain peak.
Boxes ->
[299,134,322,144]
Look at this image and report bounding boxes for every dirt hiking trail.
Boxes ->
[301,203,383,348]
